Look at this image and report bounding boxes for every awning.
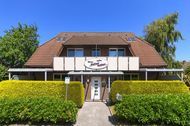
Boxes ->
[68,71,124,75]
[140,68,184,72]
[8,68,53,72]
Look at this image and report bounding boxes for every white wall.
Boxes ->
[108,57,117,70]
[53,57,139,71]
[75,57,85,70]
[118,57,129,70]
[53,57,64,71]
[129,57,139,70]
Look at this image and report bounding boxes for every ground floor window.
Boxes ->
[53,73,67,81]
[110,75,123,84]
[124,73,139,80]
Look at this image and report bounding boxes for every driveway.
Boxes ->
[75,102,114,126]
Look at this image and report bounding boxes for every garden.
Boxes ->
[110,80,190,125]
[0,80,84,125]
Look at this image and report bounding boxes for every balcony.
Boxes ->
[53,57,139,71]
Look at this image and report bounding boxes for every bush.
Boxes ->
[110,80,189,102]
[115,94,190,125]
[0,97,78,124]
[0,80,84,107]
[0,64,7,81]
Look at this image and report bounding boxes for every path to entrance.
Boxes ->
[75,102,114,126]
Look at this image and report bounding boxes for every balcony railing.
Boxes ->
[53,57,139,71]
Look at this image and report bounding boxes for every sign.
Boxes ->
[65,77,70,84]
[85,58,108,70]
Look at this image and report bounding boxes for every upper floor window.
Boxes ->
[118,48,125,56]
[109,48,125,57]
[92,48,101,56]
[67,48,84,57]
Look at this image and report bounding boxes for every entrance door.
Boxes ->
[91,77,101,100]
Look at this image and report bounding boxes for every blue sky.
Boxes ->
[0,0,189,61]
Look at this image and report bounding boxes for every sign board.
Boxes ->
[84,58,108,70]
[65,77,70,84]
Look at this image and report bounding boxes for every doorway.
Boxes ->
[91,77,101,100]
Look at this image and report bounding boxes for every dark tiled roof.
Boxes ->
[130,37,167,67]
[25,37,63,67]
[57,32,135,45]
[24,32,167,68]
[64,36,129,45]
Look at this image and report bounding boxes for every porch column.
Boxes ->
[181,72,184,81]
[145,71,148,81]
[44,71,47,81]
[9,72,11,80]
[108,75,111,92]
[81,74,83,84]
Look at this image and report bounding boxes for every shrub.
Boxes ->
[110,80,189,102]
[0,97,78,124]
[115,94,190,125]
[0,80,84,107]
[0,64,7,81]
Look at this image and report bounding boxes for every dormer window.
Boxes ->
[127,37,135,42]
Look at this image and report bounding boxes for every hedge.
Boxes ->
[0,80,84,107]
[110,80,189,102]
[0,97,78,124]
[115,94,190,125]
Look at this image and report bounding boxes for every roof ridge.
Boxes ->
[62,36,75,45]
[39,36,56,47]
[59,32,134,33]
[119,36,129,45]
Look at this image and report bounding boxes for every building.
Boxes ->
[8,32,183,101]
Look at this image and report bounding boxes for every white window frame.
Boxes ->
[109,48,126,56]
[67,48,84,57]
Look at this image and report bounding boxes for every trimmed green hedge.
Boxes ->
[0,97,78,124]
[115,94,190,125]
[110,81,189,102]
[0,80,84,107]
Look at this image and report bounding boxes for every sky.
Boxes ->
[0,0,189,61]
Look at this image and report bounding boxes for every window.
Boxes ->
[124,74,131,80]
[54,74,62,81]
[131,74,139,80]
[67,48,84,57]
[68,49,75,57]
[75,48,84,57]
[109,48,125,57]
[124,73,139,80]
[109,49,117,57]
[92,48,101,56]
[53,73,67,81]
[118,48,125,56]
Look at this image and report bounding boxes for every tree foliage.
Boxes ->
[0,64,7,81]
[185,65,190,75]
[144,13,183,68]
[0,23,39,68]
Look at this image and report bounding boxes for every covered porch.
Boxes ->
[140,68,184,81]
[8,68,53,81]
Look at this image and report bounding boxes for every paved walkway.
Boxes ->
[75,102,114,126]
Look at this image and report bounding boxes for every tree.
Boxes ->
[0,23,39,68]
[144,12,183,68]
[0,64,8,81]
[185,65,190,75]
